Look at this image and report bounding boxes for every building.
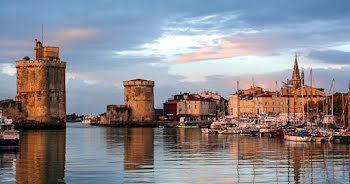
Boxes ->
[164,92,217,121]
[124,79,155,121]
[163,101,178,120]
[0,39,66,127]
[228,56,325,117]
[199,91,228,118]
[100,79,155,124]
[106,105,129,123]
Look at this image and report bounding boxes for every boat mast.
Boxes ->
[275,81,278,123]
[310,68,313,130]
[294,93,296,130]
[287,80,290,125]
[348,83,350,129]
[301,72,305,125]
[325,89,328,130]
[331,79,335,124]
[252,77,255,116]
[237,80,240,125]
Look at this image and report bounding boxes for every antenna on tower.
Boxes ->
[41,24,44,44]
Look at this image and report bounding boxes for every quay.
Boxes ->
[13,121,66,130]
[90,120,212,128]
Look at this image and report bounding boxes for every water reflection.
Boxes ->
[0,125,350,183]
[124,128,154,170]
[16,130,66,184]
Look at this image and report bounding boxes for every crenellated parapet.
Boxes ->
[123,79,154,87]
[16,60,66,68]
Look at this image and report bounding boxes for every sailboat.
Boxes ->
[284,69,315,142]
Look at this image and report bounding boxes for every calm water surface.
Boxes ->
[0,123,350,183]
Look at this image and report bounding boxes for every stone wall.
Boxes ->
[0,100,27,122]
[107,105,129,123]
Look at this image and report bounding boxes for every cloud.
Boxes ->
[1,64,16,76]
[0,40,32,48]
[167,36,267,64]
[308,50,350,65]
[2,0,350,114]
[48,27,98,46]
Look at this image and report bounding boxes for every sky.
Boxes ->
[1,0,350,114]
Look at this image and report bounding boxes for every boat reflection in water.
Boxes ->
[16,130,66,184]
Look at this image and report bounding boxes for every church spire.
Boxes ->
[301,68,305,86]
[292,54,301,88]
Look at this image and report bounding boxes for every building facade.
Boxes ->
[163,92,217,121]
[199,91,228,118]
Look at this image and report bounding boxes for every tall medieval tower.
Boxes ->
[15,40,66,124]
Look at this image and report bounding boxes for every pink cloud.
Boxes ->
[47,27,98,46]
[168,36,272,64]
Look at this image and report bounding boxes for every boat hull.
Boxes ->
[284,135,314,142]
[177,125,199,128]
[0,139,19,146]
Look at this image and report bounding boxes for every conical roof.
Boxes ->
[292,55,300,80]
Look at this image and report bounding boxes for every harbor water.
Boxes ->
[0,123,350,183]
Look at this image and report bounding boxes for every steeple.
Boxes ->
[292,54,301,88]
[301,68,304,86]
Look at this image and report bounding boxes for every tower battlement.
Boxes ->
[123,79,154,87]
[15,60,66,68]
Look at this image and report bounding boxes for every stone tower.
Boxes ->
[123,79,155,121]
[292,55,301,88]
[15,40,66,124]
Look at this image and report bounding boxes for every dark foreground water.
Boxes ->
[0,124,350,183]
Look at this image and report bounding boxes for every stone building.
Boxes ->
[228,56,325,117]
[163,92,217,121]
[199,91,228,118]
[0,40,66,127]
[102,79,155,124]
[124,79,155,121]
[106,105,129,123]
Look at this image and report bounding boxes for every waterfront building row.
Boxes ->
[228,56,326,117]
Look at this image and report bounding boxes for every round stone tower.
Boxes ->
[123,79,155,122]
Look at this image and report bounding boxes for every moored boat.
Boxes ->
[284,130,314,142]
[82,114,97,125]
[177,121,199,128]
[0,110,19,146]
